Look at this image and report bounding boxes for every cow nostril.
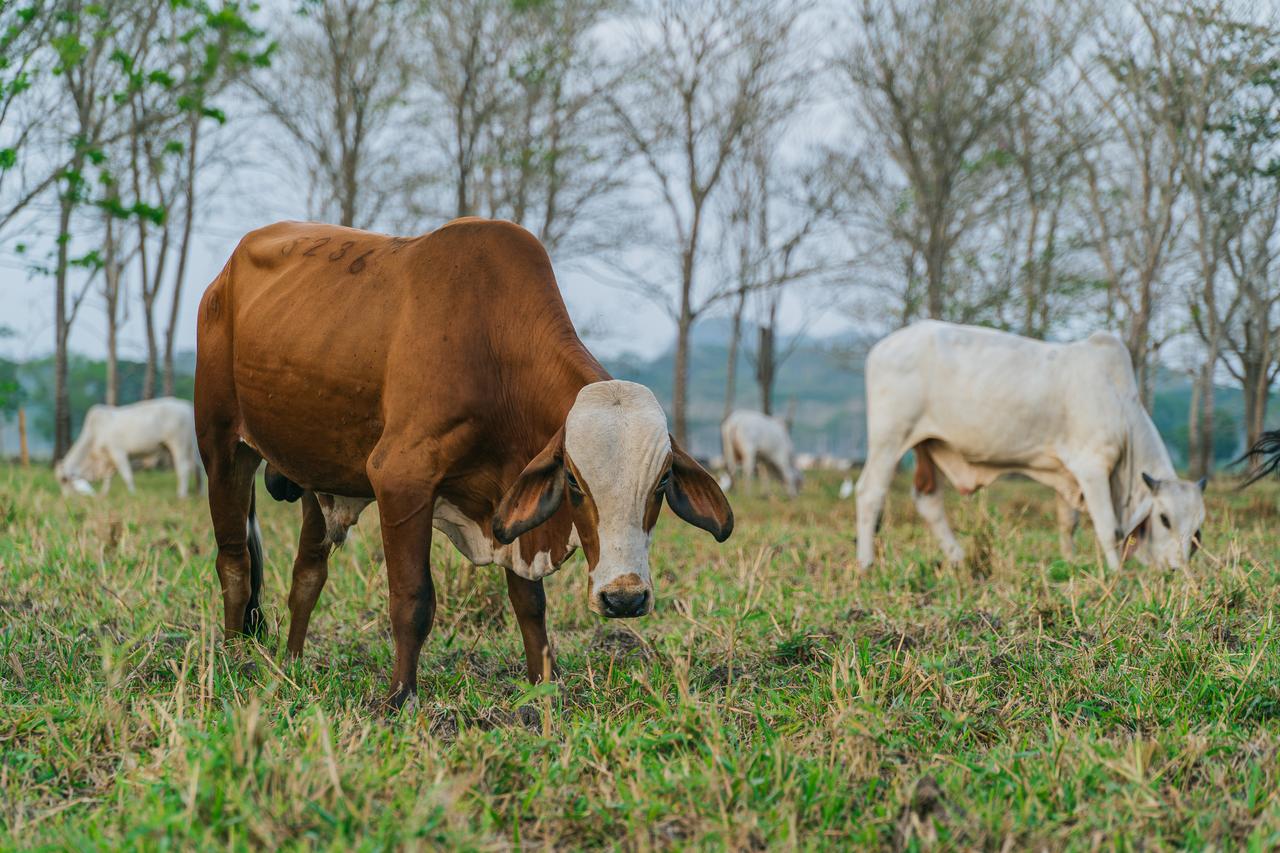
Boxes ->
[600,588,649,618]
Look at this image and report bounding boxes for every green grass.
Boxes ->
[3,464,1280,849]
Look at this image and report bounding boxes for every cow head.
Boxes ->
[1123,472,1206,569]
[785,462,804,497]
[492,380,733,618]
[54,458,96,496]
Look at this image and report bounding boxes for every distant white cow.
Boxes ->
[856,321,1206,570]
[721,410,803,496]
[56,397,203,497]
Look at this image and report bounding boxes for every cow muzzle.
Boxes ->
[591,572,653,618]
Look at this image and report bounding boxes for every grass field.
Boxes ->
[3,463,1280,849]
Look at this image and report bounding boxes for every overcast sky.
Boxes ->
[0,1,856,367]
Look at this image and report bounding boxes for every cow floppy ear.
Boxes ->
[493,428,566,544]
[665,439,734,542]
[1120,492,1154,543]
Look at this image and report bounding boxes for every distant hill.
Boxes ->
[609,318,871,458]
[2,326,1271,469]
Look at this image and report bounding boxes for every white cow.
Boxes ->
[56,397,203,497]
[721,409,803,496]
[856,321,1206,570]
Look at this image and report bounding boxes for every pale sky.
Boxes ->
[0,1,855,367]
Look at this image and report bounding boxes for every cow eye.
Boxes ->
[1160,513,1171,529]
[565,470,581,493]
[656,471,670,493]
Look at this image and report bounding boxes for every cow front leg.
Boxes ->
[1055,493,1080,559]
[505,568,556,683]
[742,449,758,495]
[1074,470,1122,570]
[373,484,438,710]
[108,447,136,493]
[286,490,333,657]
[166,441,192,497]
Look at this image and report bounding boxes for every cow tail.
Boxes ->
[1239,430,1280,487]
[244,486,266,636]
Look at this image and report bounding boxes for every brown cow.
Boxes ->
[195,218,733,708]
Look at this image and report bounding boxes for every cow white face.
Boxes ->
[492,380,733,618]
[1130,472,1206,570]
[54,460,95,496]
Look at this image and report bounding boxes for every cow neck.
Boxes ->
[1128,404,1177,479]
[507,333,610,464]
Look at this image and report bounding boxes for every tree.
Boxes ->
[408,0,623,255]
[0,0,64,237]
[1076,8,1187,408]
[836,0,1055,322]
[46,0,144,456]
[160,2,269,395]
[252,0,411,228]
[608,0,807,444]
[720,136,834,416]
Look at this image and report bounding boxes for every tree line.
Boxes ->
[2,0,1278,478]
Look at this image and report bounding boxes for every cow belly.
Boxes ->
[431,498,574,580]
[926,440,1078,499]
[317,495,373,544]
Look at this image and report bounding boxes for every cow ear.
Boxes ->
[492,428,566,545]
[1197,476,1207,492]
[665,439,734,542]
[1120,492,1153,543]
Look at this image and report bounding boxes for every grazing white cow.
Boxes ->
[56,397,203,497]
[856,321,1206,570]
[721,409,803,496]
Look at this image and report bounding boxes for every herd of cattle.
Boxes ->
[50,217,1280,707]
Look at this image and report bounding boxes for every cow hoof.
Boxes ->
[383,685,419,715]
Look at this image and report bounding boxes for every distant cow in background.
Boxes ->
[856,321,1205,570]
[56,398,203,498]
[721,410,803,496]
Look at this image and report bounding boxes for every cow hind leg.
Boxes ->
[855,443,902,568]
[286,490,333,656]
[1055,493,1080,559]
[505,568,556,684]
[912,444,963,564]
[203,440,266,639]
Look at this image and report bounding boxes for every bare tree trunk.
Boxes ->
[105,309,118,406]
[756,319,776,415]
[103,213,120,405]
[1241,337,1271,461]
[18,406,29,466]
[925,227,946,319]
[723,289,745,421]
[672,307,692,447]
[164,116,199,397]
[1191,359,1216,478]
[1187,368,1201,476]
[53,189,75,459]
